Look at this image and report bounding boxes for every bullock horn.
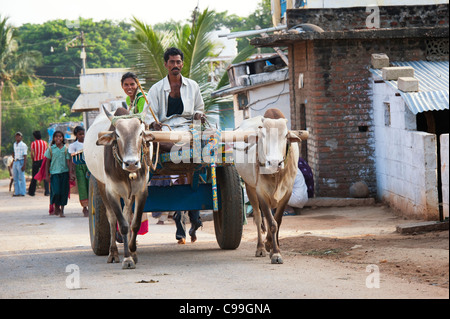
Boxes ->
[289,130,309,141]
[102,105,115,123]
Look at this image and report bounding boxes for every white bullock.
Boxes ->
[234,109,302,264]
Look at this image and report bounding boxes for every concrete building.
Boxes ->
[251,4,449,219]
[371,60,449,220]
[212,54,291,129]
[71,68,128,127]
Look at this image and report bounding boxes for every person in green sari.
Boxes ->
[121,72,146,113]
[68,126,89,217]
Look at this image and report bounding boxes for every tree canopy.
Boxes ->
[1,0,274,156]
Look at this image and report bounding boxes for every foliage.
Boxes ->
[212,0,273,53]
[17,18,135,105]
[1,78,79,156]
[0,14,43,155]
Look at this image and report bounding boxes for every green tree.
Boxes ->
[214,0,272,53]
[17,18,134,106]
[1,78,79,166]
[0,15,42,155]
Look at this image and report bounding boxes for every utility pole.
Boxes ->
[66,31,91,75]
[79,31,87,75]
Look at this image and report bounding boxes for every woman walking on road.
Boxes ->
[44,131,75,217]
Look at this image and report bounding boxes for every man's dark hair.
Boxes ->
[164,47,184,63]
[33,131,42,140]
[121,72,138,85]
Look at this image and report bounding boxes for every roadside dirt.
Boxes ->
[203,205,449,289]
[281,232,449,289]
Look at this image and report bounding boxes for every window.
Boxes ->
[384,102,391,127]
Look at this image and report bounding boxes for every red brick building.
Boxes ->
[251,4,449,198]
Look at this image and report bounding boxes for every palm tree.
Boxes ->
[130,8,255,119]
[0,15,42,155]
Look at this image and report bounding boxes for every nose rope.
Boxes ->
[112,144,124,167]
[112,142,149,170]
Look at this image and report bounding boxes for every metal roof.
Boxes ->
[370,60,449,114]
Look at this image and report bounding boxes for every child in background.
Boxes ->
[44,131,75,217]
[69,126,89,217]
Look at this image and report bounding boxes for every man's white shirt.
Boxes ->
[144,75,205,131]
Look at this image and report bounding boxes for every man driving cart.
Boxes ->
[143,47,206,244]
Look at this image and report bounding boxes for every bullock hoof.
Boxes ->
[271,254,284,264]
[131,252,138,264]
[107,252,120,264]
[122,257,136,270]
[255,248,266,257]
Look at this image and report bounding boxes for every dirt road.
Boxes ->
[0,179,448,299]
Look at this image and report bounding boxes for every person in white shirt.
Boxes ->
[145,47,206,132]
[68,126,89,217]
[12,132,27,196]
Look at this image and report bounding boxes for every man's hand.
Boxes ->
[151,122,163,131]
[194,113,207,124]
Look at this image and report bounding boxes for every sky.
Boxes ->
[1,0,263,27]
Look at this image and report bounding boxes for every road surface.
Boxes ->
[0,179,448,300]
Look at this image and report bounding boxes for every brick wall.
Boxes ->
[290,37,431,197]
[287,4,449,31]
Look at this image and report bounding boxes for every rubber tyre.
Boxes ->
[214,165,244,250]
[88,177,110,256]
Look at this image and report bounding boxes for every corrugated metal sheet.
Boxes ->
[370,60,449,114]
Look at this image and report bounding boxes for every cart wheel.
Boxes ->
[89,177,110,256]
[214,165,244,250]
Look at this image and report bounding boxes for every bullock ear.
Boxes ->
[287,131,302,144]
[143,131,155,143]
[97,131,115,146]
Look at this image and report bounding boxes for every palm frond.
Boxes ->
[130,17,172,87]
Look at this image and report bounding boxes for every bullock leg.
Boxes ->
[106,209,120,263]
[246,184,266,257]
[122,198,137,264]
[106,194,135,269]
[258,196,283,264]
[129,193,147,264]
[98,182,120,264]
[273,197,290,250]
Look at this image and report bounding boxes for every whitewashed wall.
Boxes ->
[233,81,291,130]
[373,80,440,220]
[441,134,449,219]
